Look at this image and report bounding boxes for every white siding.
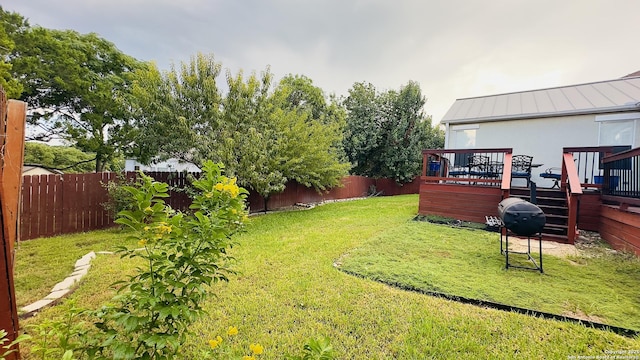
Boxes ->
[446,113,639,186]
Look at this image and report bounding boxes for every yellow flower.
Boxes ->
[157,224,172,234]
[214,183,224,191]
[249,343,264,355]
[242,356,255,360]
[208,335,223,349]
[227,326,238,336]
[138,239,147,246]
[205,192,213,198]
[143,226,150,231]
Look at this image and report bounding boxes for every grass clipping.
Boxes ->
[336,220,640,331]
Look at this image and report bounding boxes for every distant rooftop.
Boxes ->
[442,74,640,124]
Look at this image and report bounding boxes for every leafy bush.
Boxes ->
[0,329,30,360]
[101,173,138,221]
[89,161,248,359]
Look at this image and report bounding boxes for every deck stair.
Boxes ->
[509,187,569,243]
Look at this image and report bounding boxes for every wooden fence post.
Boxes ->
[0,97,27,359]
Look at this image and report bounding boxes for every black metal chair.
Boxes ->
[511,155,533,187]
[468,155,490,177]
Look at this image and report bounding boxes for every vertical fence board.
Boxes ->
[34,175,44,237]
[53,175,63,235]
[20,176,31,240]
[62,174,75,234]
[43,175,54,237]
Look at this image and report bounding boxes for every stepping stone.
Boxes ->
[71,266,90,277]
[74,251,96,268]
[45,289,70,301]
[51,274,83,292]
[21,299,54,314]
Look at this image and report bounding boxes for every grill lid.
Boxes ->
[498,197,546,236]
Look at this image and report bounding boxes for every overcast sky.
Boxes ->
[4,0,640,123]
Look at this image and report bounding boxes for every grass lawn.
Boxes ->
[13,195,640,359]
[337,219,640,331]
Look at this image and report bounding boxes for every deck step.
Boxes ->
[510,186,570,243]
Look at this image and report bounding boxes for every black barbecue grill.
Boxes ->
[498,198,546,236]
[495,197,546,272]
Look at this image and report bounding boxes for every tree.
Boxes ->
[342,82,383,177]
[130,53,223,165]
[343,81,444,183]
[0,7,26,98]
[23,142,97,173]
[216,68,286,209]
[132,55,349,210]
[271,76,350,191]
[7,21,143,172]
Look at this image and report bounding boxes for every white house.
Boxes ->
[124,158,201,173]
[441,72,640,185]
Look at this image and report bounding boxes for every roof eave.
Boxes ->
[443,103,640,125]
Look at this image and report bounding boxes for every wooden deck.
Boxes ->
[419,182,503,224]
[420,147,640,249]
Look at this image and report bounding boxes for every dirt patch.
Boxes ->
[504,236,578,258]
[562,309,606,324]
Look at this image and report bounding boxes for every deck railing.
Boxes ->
[562,151,583,244]
[563,146,618,190]
[422,148,513,188]
[601,147,640,207]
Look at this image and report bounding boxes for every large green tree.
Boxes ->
[343,81,444,183]
[5,14,143,172]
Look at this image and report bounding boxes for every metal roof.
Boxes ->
[442,75,640,124]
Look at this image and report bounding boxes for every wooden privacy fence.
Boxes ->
[20,172,420,240]
[21,172,117,240]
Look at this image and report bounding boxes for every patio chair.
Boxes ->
[511,155,533,187]
[468,155,491,177]
[540,167,561,189]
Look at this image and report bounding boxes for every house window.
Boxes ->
[450,125,478,149]
[449,124,478,166]
[598,120,634,146]
[596,113,639,147]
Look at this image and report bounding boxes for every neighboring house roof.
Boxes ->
[22,164,64,176]
[442,75,640,124]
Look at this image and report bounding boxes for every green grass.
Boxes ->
[13,195,640,359]
[338,220,640,330]
[13,228,138,308]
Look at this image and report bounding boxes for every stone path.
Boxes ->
[19,251,112,318]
